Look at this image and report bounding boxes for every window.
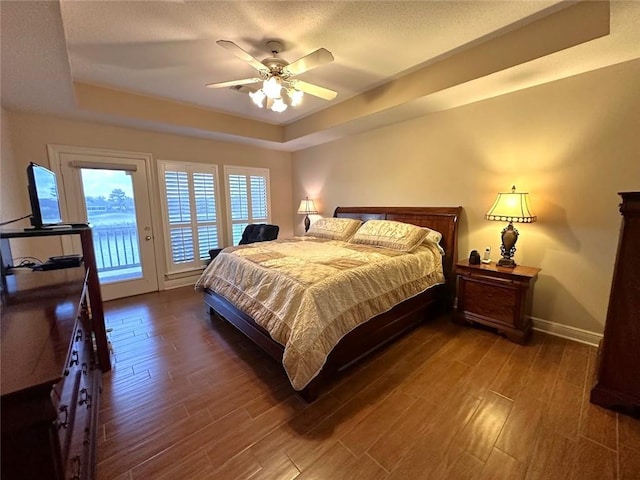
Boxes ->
[224,166,271,245]
[158,161,221,272]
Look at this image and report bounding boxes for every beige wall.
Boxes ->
[1,108,28,224]
[1,108,42,261]
[1,112,293,286]
[292,59,640,335]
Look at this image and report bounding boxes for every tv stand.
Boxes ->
[1,225,110,480]
[27,224,73,230]
[24,222,89,231]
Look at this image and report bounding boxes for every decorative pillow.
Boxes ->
[305,217,362,241]
[350,220,428,252]
[421,227,443,245]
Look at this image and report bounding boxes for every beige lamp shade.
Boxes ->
[485,186,536,267]
[297,197,318,215]
[485,187,536,223]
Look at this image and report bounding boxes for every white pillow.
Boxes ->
[350,220,428,252]
[422,227,442,245]
[305,217,362,241]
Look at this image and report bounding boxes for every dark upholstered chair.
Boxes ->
[208,223,279,262]
[238,223,280,245]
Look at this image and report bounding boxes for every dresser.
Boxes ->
[1,227,111,479]
[590,192,640,415]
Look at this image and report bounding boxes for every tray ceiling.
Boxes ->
[2,1,639,151]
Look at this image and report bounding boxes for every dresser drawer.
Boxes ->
[65,369,101,480]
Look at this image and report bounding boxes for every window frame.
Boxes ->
[223,166,271,246]
[157,160,222,274]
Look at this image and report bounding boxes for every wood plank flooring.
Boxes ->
[97,286,640,479]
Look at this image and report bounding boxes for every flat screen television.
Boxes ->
[27,162,64,228]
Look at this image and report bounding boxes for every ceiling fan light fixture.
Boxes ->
[262,76,282,99]
[288,88,304,106]
[271,97,288,113]
[249,89,266,108]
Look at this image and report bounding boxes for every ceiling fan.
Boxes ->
[206,40,337,112]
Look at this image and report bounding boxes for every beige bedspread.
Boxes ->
[195,237,444,390]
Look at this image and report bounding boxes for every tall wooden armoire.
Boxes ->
[590,192,640,415]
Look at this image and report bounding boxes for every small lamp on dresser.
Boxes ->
[485,185,537,267]
[297,197,318,232]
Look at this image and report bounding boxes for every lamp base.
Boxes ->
[304,215,311,232]
[497,257,517,268]
[497,222,519,268]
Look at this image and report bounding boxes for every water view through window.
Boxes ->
[80,169,142,283]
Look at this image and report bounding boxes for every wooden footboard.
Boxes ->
[202,205,462,401]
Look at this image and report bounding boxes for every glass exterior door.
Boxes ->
[54,149,158,301]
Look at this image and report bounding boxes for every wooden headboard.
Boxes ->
[334,206,463,296]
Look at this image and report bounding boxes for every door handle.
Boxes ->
[145,235,152,241]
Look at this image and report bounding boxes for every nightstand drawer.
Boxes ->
[462,277,518,325]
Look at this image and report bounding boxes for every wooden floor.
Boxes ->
[97,286,640,480]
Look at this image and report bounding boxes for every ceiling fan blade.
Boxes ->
[205,77,262,89]
[290,80,337,101]
[285,48,334,76]
[217,40,267,72]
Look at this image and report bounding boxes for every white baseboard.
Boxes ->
[531,316,603,347]
[453,298,603,346]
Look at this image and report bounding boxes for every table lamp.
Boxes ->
[297,197,318,232]
[485,185,536,267]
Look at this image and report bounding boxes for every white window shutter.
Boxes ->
[250,175,268,221]
[225,167,270,246]
[169,227,194,263]
[193,173,216,222]
[165,171,191,224]
[159,162,221,273]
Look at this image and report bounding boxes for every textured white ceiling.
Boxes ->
[2,1,639,149]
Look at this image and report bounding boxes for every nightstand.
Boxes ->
[455,259,540,344]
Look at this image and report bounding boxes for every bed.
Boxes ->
[197,206,462,401]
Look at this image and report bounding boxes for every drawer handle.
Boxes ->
[70,454,81,480]
[69,350,79,367]
[57,404,69,429]
[83,426,91,446]
[75,329,83,342]
[79,388,92,408]
[81,362,89,375]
